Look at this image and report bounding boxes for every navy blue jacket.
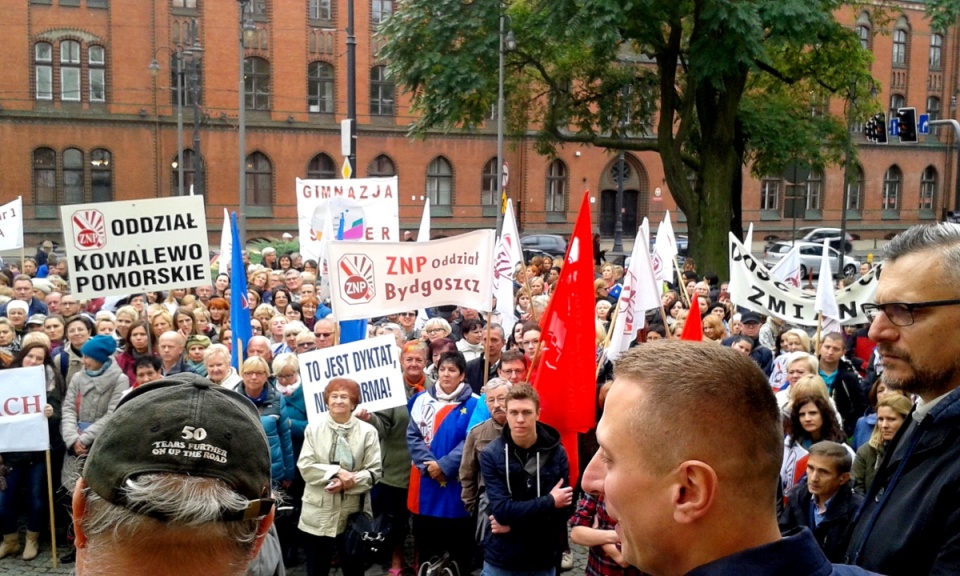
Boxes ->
[479,421,570,571]
[779,480,863,563]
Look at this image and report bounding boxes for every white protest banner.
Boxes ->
[0,197,24,251]
[494,201,523,339]
[607,219,661,361]
[296,177,400,263]
[0,366,49,452]
[728,233,878,327]
[298,335,406,426]
[60,196,212,299]
[328,230,496,321]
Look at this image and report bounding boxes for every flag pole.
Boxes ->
[45,450,57,569]
[525,341,542,382]
[481,320,493,391]
[674,256,691,306]
[815,313,823,352]
[596,303,620,380]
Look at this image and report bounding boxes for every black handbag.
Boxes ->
[343,494,392,564]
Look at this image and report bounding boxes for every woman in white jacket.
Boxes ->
[298,377,381,576]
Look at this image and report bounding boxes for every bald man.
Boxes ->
[157,331,195,376]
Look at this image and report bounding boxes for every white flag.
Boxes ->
[218,208,232,274]
[0,197,24,251]
[415,198,432,330]
[494,200,523,339]
[743,222,754,255]
[606,219,661,361]
[815,239,840,321]
[653,210,677,286]
[317,208,335,302]
[770,244,802,288]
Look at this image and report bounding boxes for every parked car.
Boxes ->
[762,241,860,278]
[520,234,567,257]
[763,227,855,254]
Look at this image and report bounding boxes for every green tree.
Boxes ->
[379,0,882,275]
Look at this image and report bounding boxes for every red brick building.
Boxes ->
[0,0,956,247]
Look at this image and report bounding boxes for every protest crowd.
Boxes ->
[0,196,958,576]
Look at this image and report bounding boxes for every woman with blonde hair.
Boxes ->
[113,305,139,343]
[701,314,727,343]
[852,393,912,494]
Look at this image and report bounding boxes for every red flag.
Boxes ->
[533,191,596,487]
[680,293,703,341]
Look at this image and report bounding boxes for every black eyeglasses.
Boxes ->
[862,299,960,327]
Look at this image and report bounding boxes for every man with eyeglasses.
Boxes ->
[313,317,337,349]
[845,223,960,576]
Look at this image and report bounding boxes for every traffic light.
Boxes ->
[897,107,918,143]
[864,112,887,144]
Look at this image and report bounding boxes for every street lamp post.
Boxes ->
[149,49,184,196]
[495,13,515,236]
[930,119,960,212]
[183,25,204,197]
[237,0,256,241]
[346,0,356,176]
[612,84,629,254]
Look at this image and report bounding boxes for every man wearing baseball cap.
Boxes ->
[72,373,277,575]
[722,312,773,376]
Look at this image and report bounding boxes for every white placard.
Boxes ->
[298,335,406,426]
[728,233,878,327]
[327,230,496,321]
[296,177,400,263]
[0,197,24,251]
[59,196,212,299]
[0,366,49,452]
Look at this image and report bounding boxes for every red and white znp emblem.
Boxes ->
[338,254,376,303]
[71,210,107,251]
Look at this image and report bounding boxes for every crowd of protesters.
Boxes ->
[0,221,956,576]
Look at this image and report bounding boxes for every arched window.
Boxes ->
[33,148,56,205]
[846,165,864,212]
[90,149,112,202]
[805,170,823,212]
[760,176,781,213]
[171,149,198,195]
[930,33,943,70]
[370,66,394,116]
[60,40,82,101]
[855,12,871,50]
[89,46,106,102]
[920,166,937,212]
[307,153,336,179]
[367,154,395,177]
[244,57,271,110]
[308,61,335,113]
[63,148,84,204]
[545,160,567,213]
[481,158,498,206]
[426,157,453,206]
[883,166,902,212]
[245,152,273,206]
[35,43,53,101]
[892,18,909,67]
[890,93,905,116]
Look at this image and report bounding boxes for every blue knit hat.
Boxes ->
[81,334,117,364]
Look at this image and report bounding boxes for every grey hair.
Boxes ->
[204,343,231,363]
[482,377,512,394]
[272,352,299,375]
[885,223,960,274]
[282,321,308,337]
[785,351,819,375]
[80,474,261,560]
[423,317,451,335]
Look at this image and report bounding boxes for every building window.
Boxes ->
[172,0,197,7]
[805,170,823,211]
[855,11,871,50]
[307,62,334,113]
[244,57,271,110]
[309,0,331,19]
[930,33,943,70]
[481,158,498,206]
[371,0,392,24]
[890,93,905,116]
[920,166,937,211]
[171,149,198,195]
[927,96,941,134]
[63,148,84,204]
[61,40,81,102]
[847,166,864,211]
[307,153,336,179]
[89,46,106,102]
[252,0,267,17]
[370,66,394,116]
[892,18,908,67]
[883,166,901,211]
[367,154,396,177]
[545,160,567,213]
[33,148,57,205]
[245,152,273,206]
[426,157,453,206]
[171,55,202,107]
[90,149,112,202]
[760,178,780,211]
[35,42,53,101]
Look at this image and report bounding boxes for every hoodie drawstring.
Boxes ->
[504,443,511,496]
[536,452,541,497]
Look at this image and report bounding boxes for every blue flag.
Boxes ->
[337,214,367,344]
[229,212,252,370]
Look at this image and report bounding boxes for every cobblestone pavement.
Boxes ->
[0,535,590,575]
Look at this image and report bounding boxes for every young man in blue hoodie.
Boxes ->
[479,384,573,576]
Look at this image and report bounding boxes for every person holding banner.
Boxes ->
[0,342,64,561]
[407,350,478,574]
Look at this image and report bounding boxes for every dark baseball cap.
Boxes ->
[741,312,762,324]
[82,373,274,522]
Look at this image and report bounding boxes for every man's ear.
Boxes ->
[72,478,89,549]
[671,460,718,524]
[839,472,851,486]
[248,508,276,560]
